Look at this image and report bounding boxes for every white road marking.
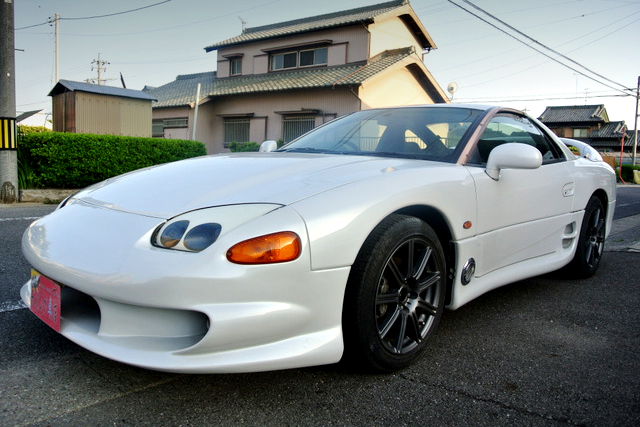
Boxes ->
[0,216,42,222]
[0,300,27,313]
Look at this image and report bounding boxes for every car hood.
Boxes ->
[71,152,447,218]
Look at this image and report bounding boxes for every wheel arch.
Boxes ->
[591,188,609,212]
[393,205,456,304]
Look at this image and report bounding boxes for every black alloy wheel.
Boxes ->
[342,214,446,371]
[565,196,606,278]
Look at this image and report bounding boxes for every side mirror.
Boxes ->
[259,140,278,153]
[485,143,542,180]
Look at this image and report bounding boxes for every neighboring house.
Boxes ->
[147,0,448,153]
[49,80,156,137]
[538,104,632,152]
[16,110,52,129]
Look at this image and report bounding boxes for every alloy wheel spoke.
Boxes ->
[379,306,401,339]
[416,271,440,294]
[412,246,432,280]
[393,310,409,353]
[387,257,406,287]
[416,297,438,317]
[376,290,399,305]
[407,310,423,343]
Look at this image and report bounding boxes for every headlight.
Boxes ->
[152,204,281,253]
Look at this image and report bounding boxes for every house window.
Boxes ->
[271,52,298,70]
[270,47,328,71]
[282,116,315,142]
[224,117,250,143]
[163,117,188,128]
[230,57,242,76]
[573,128,589,138]
[152,119,164,137]
[300,47,327,67]
[153,117,188,138]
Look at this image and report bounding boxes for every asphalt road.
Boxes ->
[1,186,639,427]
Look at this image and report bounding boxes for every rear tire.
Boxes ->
[342,215,446,372]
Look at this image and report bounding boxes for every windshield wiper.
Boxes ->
[278,147,329,153]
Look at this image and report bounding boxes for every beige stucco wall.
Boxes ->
[75,92,152,137]
[358,62,437,109]
[369,18,422,59]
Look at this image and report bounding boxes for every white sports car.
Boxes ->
[21,105,616,373]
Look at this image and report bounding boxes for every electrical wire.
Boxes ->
[450,0,633,95]
[58,0,172,21]
[460,0,632,91]
[15,0,173,30]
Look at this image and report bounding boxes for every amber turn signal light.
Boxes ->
[227,231,301,264]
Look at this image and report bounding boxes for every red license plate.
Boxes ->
[30,270,62,332]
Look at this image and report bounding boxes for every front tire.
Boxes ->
[565,196,606,278]
[342,215,446,372]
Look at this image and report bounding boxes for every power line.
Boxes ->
[447,0,634,96]
[59,0,172,21]
[459,0,632,92]
[457,93,631,104]
[15,0,172,30]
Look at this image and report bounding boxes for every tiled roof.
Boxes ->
[205,0,414,51]
[538,105,608,124]
[145,72,217,108]
[48,79,156,101]
[587,121,636,148]
[148,48,415,108]
[589,121,627,139]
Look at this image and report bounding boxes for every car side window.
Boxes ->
[469,114,565,165]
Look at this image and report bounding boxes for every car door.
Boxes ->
[465,113,575,277]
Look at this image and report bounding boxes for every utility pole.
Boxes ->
[46,14,60,83]
[87,53,113,85]
[0,0,18,203]
[633,76,639,166]
[54,14,59,83]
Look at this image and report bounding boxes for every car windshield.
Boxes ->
[279,107,483,162]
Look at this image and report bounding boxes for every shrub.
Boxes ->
[229,142,260,152]
[18,130,206,189]
[620,163,640,183]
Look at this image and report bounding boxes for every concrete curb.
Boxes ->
[19,189,77,204]
[605,213,640,253]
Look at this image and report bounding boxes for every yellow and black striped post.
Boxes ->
[0,117,17,150]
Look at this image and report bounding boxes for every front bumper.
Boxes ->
[21,202,350,373]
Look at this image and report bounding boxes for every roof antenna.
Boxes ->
[238,16,247,33]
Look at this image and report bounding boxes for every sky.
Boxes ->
[11,0,640,129]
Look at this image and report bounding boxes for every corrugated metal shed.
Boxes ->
[49,80,156,101]
[49,80,155,136]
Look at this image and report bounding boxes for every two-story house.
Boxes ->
[147,0,448,154]
[538,104,631,153]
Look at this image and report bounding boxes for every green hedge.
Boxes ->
[229,142,260,152]
[620,164,640,183]
[18,130,206,189]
